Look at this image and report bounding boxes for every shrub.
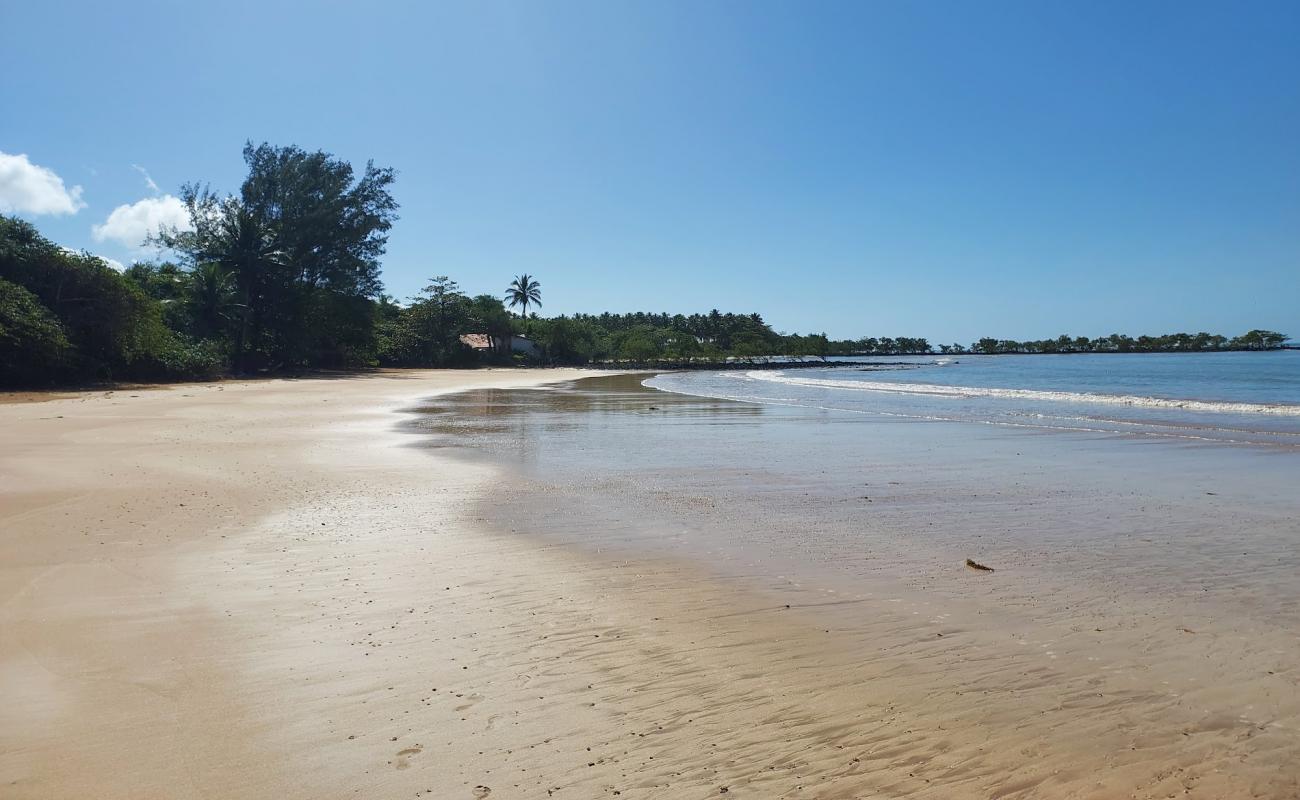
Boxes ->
[0,277,71,386]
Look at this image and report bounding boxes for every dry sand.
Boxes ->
[1,371,1295,799]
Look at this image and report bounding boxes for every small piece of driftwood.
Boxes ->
[965,558,995,573]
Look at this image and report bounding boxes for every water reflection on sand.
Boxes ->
[404,371,1300,795]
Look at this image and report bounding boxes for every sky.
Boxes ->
[1,0,1297,343]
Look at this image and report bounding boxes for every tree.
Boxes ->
[505,274,542,319]
[1232,329,1289,350]
[471,294,514,357]
[186,262,240,341]
[1,215,224,382]
[401,277,472,365]
[162,194,287,370]
[0,277,70,384]
[239,142,396,297]
[123,262,186,304]
[123,261,190,330]
[531,315,603,364]
[160,142,397,370]
[617,327,660,361]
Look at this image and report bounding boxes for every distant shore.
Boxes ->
[586,347,1295,371]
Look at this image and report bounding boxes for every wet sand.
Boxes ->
[413,374,1300,798]
[2,371,1297,798]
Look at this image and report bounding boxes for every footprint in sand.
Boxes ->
[472,786,492,798]
[455,693,484,712]
[394,745,423,770]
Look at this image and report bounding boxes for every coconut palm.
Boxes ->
[186,261,240,339]
[505,274,542,319]
[208,202,286,370]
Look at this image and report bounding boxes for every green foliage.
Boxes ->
[138,336,229,380]
[470,294,515,359]
[159,141,398,371]
[370,300,830,367]
[184,262,240,341]
[123,261,185,302]
[954,331,1288,355]
[123,261,197,332]
[1,216,182,382]
[505,274,542,319]
[526,316,603,364]
[0,215,233,385]
[378,277,475,366]
[1232,329,1289,350]
[826,336,931,355]
[828,330,1290,355]
[0,277,71,384]
[613,326,663,361]
[295,288,382,368]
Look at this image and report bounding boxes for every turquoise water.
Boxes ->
[646,351,1300,448]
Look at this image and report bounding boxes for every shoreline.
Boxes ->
[4,347,1292,403]
[411,373,1300,798]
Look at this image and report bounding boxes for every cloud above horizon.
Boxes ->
[92,194,192,249]
[0,151,86,216]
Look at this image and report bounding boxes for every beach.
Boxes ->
[1,369,605,798]
[2,370,1298,799]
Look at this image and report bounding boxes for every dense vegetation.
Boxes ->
[0,140,1291,388]
[525,311,830,364]
[1,216,226,384]
[827,330,1291,356]
[154,142,399,372]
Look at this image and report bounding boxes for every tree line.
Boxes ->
[379,288,833,366]
[826,330,1290,356]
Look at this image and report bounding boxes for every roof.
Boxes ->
[459,333,493,350]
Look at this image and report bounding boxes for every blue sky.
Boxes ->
[2,0,1297,343]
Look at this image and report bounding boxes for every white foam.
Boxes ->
[745,371,1300,417]
[643,376,1289,446]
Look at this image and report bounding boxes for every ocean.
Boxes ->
[646,350,1300,448]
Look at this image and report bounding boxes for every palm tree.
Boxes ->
[505,274,542,320]
[186,261,240,339]
[210,202,286,371]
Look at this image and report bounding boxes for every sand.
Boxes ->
[2,371,1296,799]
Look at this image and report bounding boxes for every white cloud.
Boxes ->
[0,151,86,215]
[59,246,126,272]
[92,194,192,249]
[132,164,160,193]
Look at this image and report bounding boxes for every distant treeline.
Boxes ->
[535,311,830,363]
[381,296,833,366]
[825,331,1290,356]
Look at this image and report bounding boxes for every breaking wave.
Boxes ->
[746,371,1300,417]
